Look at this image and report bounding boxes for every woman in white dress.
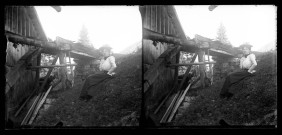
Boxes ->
[79,44,117,102]
[219,44,257,99]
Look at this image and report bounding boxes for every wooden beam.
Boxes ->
[144,46,181,93]
[154,85,177,114]
[165,54,197,121]
[28,85,53,124]
[35,52,41,89]
[207,49,214,85]
[21,93,41,125]
[5,31,98,58]
[209,48,234,57]
[198,50,205,88]
[38,56,58,93]
[59,52,67,91]
[21,56,58,125]
[166,87,184,122]
[52,79,61,88]
[174,52,180,86]
[143,28,182,45]
[209,5,218,11]
[5,31,58,50]
[51,6,61,12]
[14,86,39,117]
[68,51,74,87]
[160,90,180,123]
[194,34,213,43]
[143,28,197,48]
[70,50,96,59]
[159,53,196,123]
[169,62,216,66]
[6,48,43,94]
[143,27,199,53]
[143,28,235,57]
[27,64,77,69]
[174,54,197,92]
[167,82,192,122]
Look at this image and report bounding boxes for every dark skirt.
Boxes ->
[80,71,113,97]
[220,69,253,95]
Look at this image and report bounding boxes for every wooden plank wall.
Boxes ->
[141,5,181,116]
[5,6,43,108]
[143,6,180,65]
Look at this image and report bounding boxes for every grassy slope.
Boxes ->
[173,51,277,126]
[33,50,141,126]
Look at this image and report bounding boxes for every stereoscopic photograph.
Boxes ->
[5,5,277,130]
[141,5,277,127]
[5,6,142,128]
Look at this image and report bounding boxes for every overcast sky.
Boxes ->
[175,5,277,51]
[35,6,142,53]
[35,5,276,53]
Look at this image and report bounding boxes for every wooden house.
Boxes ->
[5,6,99,126]
[5,6,49,118]
[140,5,238,125]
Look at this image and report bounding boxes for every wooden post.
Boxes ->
[174,52,180,86]
[35,52,41,89]
[59,51,67,91]
[68,51,74,87]
[39,56,59,93]
[208,49,213,85]
[176,54,197,93]
[198,49,205,88]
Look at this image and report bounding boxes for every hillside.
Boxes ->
[173,50,277,126]
[32,49,141,127]
[120,41,142,54]
[257,41,276,52]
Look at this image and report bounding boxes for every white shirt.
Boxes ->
[99,56,116,71]
[240,54,257,69]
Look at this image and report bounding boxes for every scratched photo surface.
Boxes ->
[142,5,276,127]
[5,6,142,128]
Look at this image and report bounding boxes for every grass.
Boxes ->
[173,51,277,126]
[33,51,141,127]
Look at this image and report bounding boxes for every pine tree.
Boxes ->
[216,23,230,45]
[78,24,93,48]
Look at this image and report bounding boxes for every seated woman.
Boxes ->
[79,44,117,101]
[219,44,257,99]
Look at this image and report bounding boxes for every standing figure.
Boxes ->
[219,44,257,99]
[79,44,117,102]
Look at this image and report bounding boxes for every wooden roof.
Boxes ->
[5,6,48,41]
[5,6,99,60]
[141,5,237,57]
